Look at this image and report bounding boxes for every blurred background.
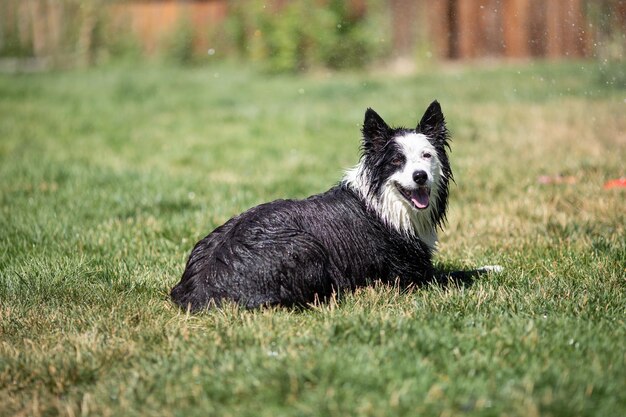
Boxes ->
[0,0,624,73]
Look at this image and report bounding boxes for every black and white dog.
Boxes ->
[171,101,454,310]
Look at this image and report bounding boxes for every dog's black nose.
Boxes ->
[413,170,428,185]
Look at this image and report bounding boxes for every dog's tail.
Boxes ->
[439,264,503,285]
[476,265,504,273]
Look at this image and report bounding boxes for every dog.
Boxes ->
[171,101,453,310]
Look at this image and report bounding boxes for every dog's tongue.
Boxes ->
[411,188,430,209]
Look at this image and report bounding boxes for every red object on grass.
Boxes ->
[604,178,626,189]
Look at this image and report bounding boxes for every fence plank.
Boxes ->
[503,0,530,58]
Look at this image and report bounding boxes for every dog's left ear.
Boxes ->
[417,100,448,145]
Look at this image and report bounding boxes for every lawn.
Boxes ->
[0,60,624,417]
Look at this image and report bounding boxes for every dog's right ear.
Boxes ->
[362,108,391,153]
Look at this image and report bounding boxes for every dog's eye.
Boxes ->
[391,157,404,166]
[422,152,432,159]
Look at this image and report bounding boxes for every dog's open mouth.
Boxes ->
[395,183,430,210]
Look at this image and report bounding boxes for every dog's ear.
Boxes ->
[362,108,391,153]
[417,100,448,145]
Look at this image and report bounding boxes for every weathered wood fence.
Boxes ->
[2,0,624,61]
[109,0,228,56]
[420,0,592,59]
[108,0,612,60]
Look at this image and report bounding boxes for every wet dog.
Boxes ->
[171,101,453,310]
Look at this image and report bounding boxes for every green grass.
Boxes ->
[1,60,625,417]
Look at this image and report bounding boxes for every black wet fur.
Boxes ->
[171,101,451,310]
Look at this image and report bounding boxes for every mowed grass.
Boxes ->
[0,60,624,417]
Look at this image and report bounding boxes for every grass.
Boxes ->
[0,60,624,416]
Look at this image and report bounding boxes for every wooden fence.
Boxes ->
[2,0,624,61]
[108,0,602,59]
[109,1,228,56]
[417,0,592,59]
